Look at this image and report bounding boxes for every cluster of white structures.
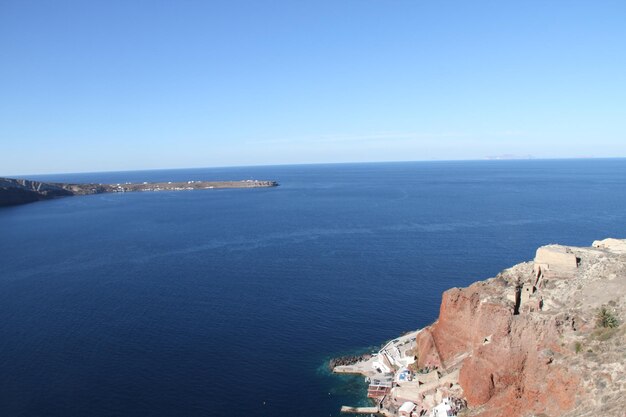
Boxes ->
[398,397,456,417]
[365,331,460,417]
[371,334,416,374]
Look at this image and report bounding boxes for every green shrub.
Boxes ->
[574,341,582,354]
[597,306,619,329]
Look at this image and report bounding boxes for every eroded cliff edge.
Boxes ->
[414,239,626,417]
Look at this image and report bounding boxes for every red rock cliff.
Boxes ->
[413,241,626,417]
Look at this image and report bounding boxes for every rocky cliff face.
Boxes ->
[415,239,626,417]
[0,177,75,207]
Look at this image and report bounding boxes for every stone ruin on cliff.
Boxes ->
[506,244,580,314]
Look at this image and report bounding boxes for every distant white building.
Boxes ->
[372,336,416,373]
[431,397,455,417]
[372,352,392,374]
[399,401,416,417]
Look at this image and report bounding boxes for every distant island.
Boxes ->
[0,177,279,207]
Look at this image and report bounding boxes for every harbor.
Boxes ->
[332,330,465,417]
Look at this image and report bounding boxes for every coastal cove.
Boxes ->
[1,160,626,417]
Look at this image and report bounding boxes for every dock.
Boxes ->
[333,331,420,417]
[340,405,380,414]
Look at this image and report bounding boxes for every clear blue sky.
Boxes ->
[1,0,625,175]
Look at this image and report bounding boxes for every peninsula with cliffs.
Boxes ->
[0,177,279,207]
[332,238,626,417]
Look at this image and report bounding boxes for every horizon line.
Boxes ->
[4,156,625,178]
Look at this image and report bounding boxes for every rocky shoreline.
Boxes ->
[328,353,373,371]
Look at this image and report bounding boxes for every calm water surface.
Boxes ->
[1,160,626,416]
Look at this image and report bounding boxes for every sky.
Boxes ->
[1,0,625,175]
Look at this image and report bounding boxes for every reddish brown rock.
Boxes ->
[414,260,589,417]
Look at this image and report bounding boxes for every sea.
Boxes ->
[1,159,625,417]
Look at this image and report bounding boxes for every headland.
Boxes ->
[331,238,626,417]
[0,177,279,207]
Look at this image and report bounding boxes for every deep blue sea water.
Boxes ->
[1,159,626,417]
